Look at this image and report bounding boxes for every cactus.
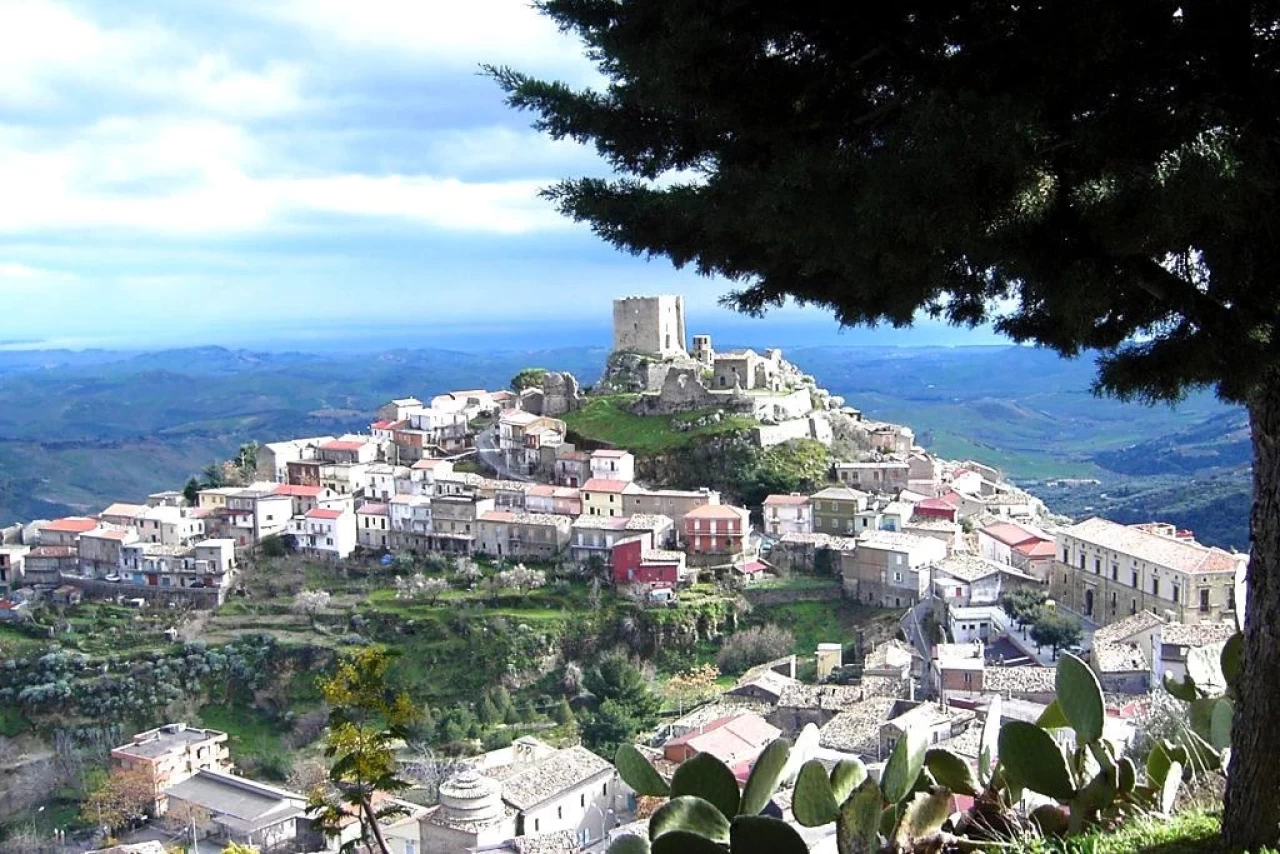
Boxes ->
[609,652,1187,854]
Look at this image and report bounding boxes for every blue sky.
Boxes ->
[0,1,1008,351]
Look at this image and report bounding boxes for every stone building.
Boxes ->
[613,295,687,356]
[1048,517,1246,627]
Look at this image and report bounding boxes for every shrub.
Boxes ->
[716,624,795,675]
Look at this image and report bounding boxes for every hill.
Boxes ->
[0,343,1250,548]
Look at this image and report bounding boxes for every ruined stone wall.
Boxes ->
[753,414,833,448]
[630,368,758,416]
[613,295,687,355]
[749,388,815,423]
[539,371,584,417]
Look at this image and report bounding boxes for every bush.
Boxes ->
[715,624,795,675]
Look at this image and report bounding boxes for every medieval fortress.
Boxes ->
[602,295,852,446]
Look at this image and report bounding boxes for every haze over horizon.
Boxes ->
[0,1,1012,351]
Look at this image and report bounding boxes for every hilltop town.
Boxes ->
[0,296,1250,854]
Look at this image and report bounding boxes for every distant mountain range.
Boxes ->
[0,343,1251,549]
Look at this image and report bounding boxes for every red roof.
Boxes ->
[917,497,957,512]
[357,503,389,515]
[526,484,556,497]
[763,494,809,506]
[480,511,517,523]
[686,504,749,521]
[1014,539,1057,558]
[371,420,395,430]
[274,484,324,497]
[981,521,1041,548]
[84,529,133,541]
[582,478,631,493]
[735,561,769,575]
[28,546,76,557]
[305,508,344,520]
[42,517,99,534]
[321,440,367,452]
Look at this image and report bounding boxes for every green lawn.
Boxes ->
[562,395,758,455]
[1014,812,1227,854]
[199,703,293,779]
[0,703,29,737]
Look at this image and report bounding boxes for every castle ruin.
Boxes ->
[613,295,688,357]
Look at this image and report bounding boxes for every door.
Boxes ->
[1084,588,1094,618]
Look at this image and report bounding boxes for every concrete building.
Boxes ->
[0,545,28,592]
[930,553,1039,608]
[429,495,492,555]
[571,516,632,567]
[1049,518,1246,627]
[388,494,433,552]
[762,494,813,537]
[684,504,752,563]
[78,527,139,577]
[581,478,636,518]
[622,487,721,537]
[978,521,1057,582]
[662,713,781,771]
[590,449,636,483]
[477,511,574,560]
[135,505,206,547]
[296,508,356,560]
[811,486,870,537]
[612,536,687,590]
[711,348,787,392]
[499,411,567,475]
[842,530,948,607]
[38,517,100,547]
[257,436,335,482]
[357,503,392,550]
[111,722,232,811]
[100,503,149,528]
[613,294,687,356]
[834,460,910,493]
[163,770,309,851]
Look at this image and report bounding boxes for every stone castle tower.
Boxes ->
[613,295,687,357]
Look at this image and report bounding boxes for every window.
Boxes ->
[1200,588,1211,612]
[405,843,417,854]
[1131,569,1139,588]
[581,794,586,808]
[1111,564,1118,581]
[558,806,563,820]
[603,783,608,796]
[1131,598,1138,615]
[1062,546,1070,563]
[1171,584,1180,604]
[1151,577,1159,597]
[1094,558,1101,574]
[535,819,540,833]
[1078,553,1085,569]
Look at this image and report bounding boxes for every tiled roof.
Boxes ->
[357,503,389,515]
[916,498,958,512]
[101,503,147,518]
[864,640,915,672]
[1015,540,1058,558]
[305,509,344,520]
[1162,622,1237,647]
[500,746,613,811]
[626,514,673,531]
[776,684,864,711]
[42,517,99,534]
[811,486,869,502]
[573,515,632,530]
[886,702,974,732]
[817,697,897,754]
[980,521,1043,548]
[591,449,631,458]
[685,504,750,521]
[27,545,76,557]
[930,554,1004,583]
[734,561,769,575]
[982,665,1056,694]
[582,478,634,493]
[1065,517,1244,575]
[642,549,685,563]
[858,530,935,551]
[1092,611,1166,645]
[777,532,859,550]
[83,528,134,541]
[764,494,810,506]
[1093,643,1149,673]
[273,484,324,497]
[665,713,781,765]
[500,410,542,426]
[320,440,367,452]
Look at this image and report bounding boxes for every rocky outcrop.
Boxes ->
[538,371,584,417]
[596,351,695,395]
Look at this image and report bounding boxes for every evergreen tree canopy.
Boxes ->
[493,0,1279,404]
[495,3,1280,847]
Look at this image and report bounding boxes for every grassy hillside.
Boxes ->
[562,394,758,454]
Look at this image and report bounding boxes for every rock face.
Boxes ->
[595,351,695,395]
[539,371,584,417]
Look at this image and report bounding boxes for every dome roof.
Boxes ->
[439,769,504,824]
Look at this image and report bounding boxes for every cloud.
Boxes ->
[0,262,76,281]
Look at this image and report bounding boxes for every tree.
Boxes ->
[308,647,418,854]
[715,624,795,675]
[162,800,214,839]
[510,367,549,392]
[80,766,154,833]
[1000,588,1048,632]
[553,697,576,726]
[1030,612,1084,659]
[665,663,721,715]
[292,589,331,618]
[494,6,1280,845]
[201,461,225,489]
[581,652,660,755]
[221,845,260,854]
[183,477,201,505]
[496,564,547,596]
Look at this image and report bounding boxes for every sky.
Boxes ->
[0,0,1009,351]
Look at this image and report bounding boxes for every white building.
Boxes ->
[590,449,636,483]
[762,494,813,537]
[357,503,392,550]
[297,508,356,560]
